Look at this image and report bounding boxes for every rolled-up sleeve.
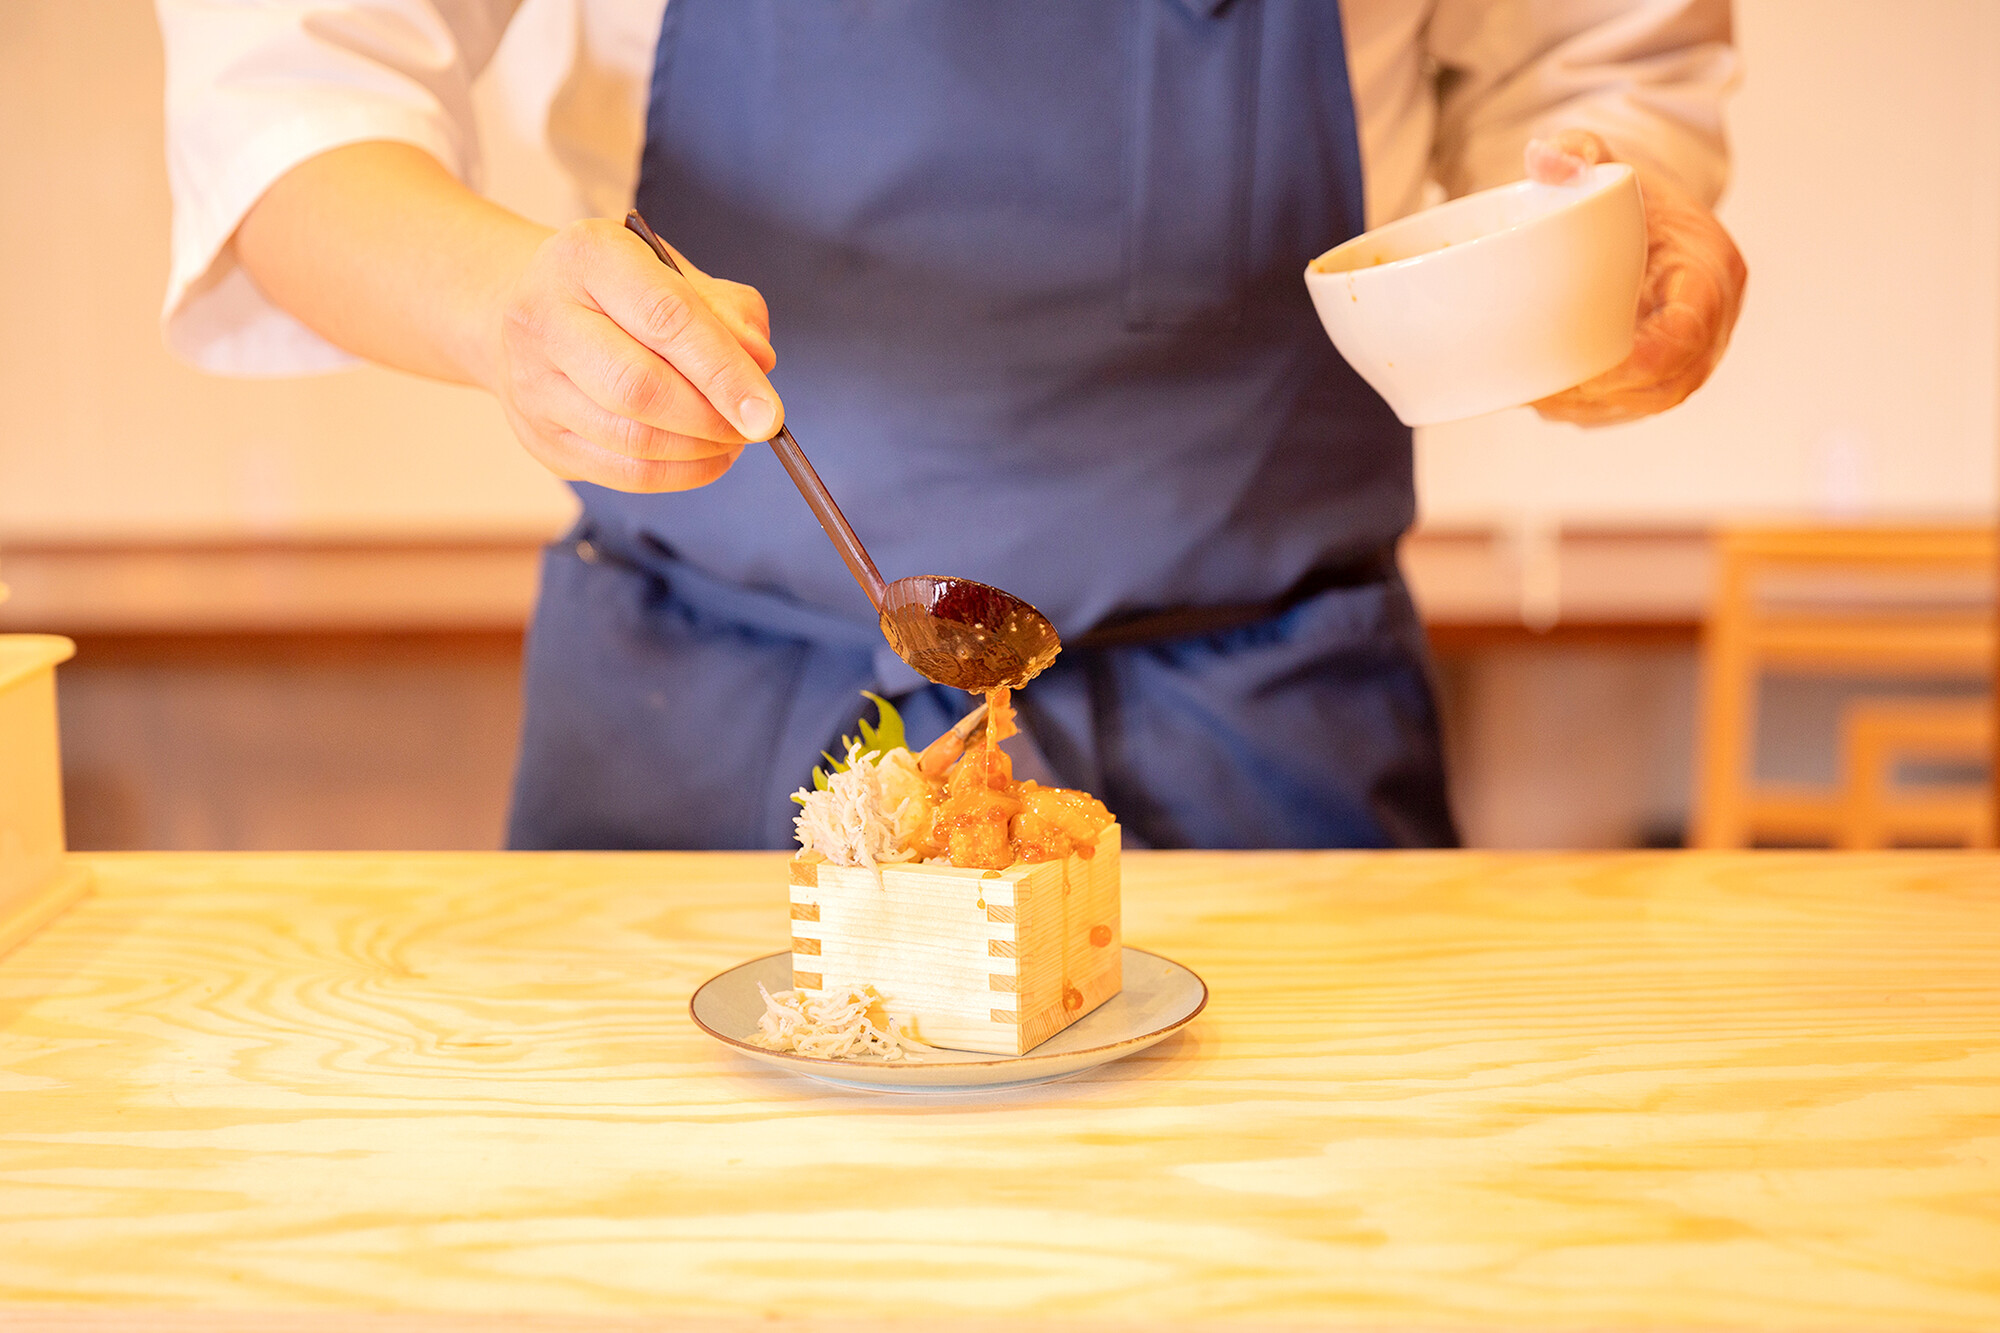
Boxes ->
[156,0,519,374]
[1428,0,1739,207]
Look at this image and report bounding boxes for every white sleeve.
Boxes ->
[1427,0,1739,207]
[156,0,522,375]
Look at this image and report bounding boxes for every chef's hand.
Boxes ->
[1524,130,1747,427]
[235,143,782,494]
[491,219,782,492]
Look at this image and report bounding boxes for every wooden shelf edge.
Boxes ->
[1,529,1722,636]
[0,861,93,961]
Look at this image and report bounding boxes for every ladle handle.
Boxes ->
[624,211,889,610]
[763,425,889,608]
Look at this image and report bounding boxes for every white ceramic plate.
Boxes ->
[689,946,1207,1093]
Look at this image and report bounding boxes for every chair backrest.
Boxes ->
[1835,698,1994,849]
[1691,526,1997,848]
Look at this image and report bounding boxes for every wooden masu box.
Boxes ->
[787,827,1121,1056]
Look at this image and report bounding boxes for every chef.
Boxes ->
[155,0,1746,852]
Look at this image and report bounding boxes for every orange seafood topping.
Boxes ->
[930,688,1115,870]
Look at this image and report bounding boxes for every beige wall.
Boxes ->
[3,1,2000,540]
[1418,0,2000,526]
[2,1,1997,544]
[0,0,574,543]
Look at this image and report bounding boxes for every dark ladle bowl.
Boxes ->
[880,575,1063,692]
[623,210,1062,695]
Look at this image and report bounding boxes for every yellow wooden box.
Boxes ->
[787,827,1121,1056]
[0,634,91,959]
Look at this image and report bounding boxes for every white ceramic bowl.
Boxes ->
[1304,162,1646,426]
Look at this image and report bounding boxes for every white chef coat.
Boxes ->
[155,0,1737,376]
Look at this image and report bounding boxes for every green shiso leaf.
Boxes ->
[856,691,907,755]
[805,691,907,793]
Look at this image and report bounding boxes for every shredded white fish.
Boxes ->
[748,983,928,1061]
[792,742,924,869]
[875,747,939,853]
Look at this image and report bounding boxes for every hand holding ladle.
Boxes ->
[624,211,1061,693]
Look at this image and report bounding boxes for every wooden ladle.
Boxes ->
[623,212,1062,693]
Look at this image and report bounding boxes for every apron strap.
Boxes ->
[1070,548,1398,650]
[576,517,1395,659]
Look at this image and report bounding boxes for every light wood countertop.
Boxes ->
[1,851,1996,1330]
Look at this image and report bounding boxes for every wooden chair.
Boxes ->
[1691,526,1996,849]
[1835,698,1994,849]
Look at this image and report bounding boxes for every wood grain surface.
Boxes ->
[0,851,1996,1331]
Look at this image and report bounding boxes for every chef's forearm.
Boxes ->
[1426,0,1735,206]
[233,140,551,392]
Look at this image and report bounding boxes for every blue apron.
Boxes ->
[508,0,1457,850]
